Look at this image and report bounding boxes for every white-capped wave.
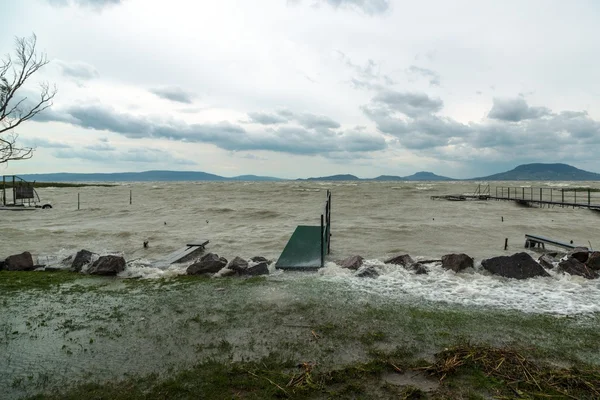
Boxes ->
[318,259,600,315]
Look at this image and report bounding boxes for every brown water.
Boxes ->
[2,180,599,263]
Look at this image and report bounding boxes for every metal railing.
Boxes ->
[494,186,600,208]
[320,189,331,267]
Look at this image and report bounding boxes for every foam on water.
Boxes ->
[318,259,600,315]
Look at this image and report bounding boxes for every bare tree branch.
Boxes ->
[0,33,56,165]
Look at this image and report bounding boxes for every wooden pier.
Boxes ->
[432,184,600,211]
[488,186,600,211]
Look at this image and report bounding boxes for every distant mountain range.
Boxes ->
[302,171,454,181]
[11,163,600,182]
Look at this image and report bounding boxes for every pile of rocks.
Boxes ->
[1,249,272,279]
[186,253,271,277]
[0,249,126,276]
[337,248,600,280]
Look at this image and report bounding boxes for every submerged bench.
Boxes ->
[524,234,582,250]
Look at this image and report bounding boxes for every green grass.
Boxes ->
[0,271,87,294]
[25,345,600,399]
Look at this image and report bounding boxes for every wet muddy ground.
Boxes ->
[2,272,599,399]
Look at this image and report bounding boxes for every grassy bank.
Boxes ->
[1,271,599,399]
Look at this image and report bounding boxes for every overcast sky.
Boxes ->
[2,0,600,178]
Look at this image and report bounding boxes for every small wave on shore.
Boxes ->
[318,259,600,315]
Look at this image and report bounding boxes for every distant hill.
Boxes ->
[472,163,600,181]
[11,163,600,183]
[372,175,404,181]
[403,171,455,181]
[15,170,283,182]
[303,174,360,181]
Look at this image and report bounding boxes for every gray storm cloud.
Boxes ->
[488,97,552,122]
[149,86,196,104]
[38,104,386,156]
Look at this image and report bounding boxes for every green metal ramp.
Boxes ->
[276,190,331,271]
[275,226,323,270]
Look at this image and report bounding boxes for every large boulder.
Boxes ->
[356,266,379,278]
[247,262,269,276]
[538,254,556,269]
[227,256,249,274]
[187,253,228,275]
[481,252,550,279]
[250,256,269,263]
[87,255,125,275]
[441,253,473,272]
[71,249,94,272]
[384,254,414,267]
[586,252,600,271]
[558,258,598,279]
[568,247,589,263]
[339,255,364,270]
[5,252,35,271]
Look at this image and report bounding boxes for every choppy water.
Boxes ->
[2,180,600,315]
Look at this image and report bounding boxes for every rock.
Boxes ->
[0,260,5,271]
[558,258,598,279]
[250,256,269,263]
[587,252,600,271]
[481,252,550,279]
[339,255,364,270]
[87,255,125,275]
[356,266,379,278]
[568,247,589,263]
[5,252,35,271]
[409,262,428,275]
[71,249,94,272]
[187,253,228,275]
[538,254,556,269]
[384,254,414,267]
[247,262,269,276]
[227,256,249,274]
[441,253,474,272]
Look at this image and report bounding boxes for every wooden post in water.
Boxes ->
[78,193,80,210]
[540,187,542,202]
[130,190,132,205]
[588,189,591,206]
[574,189,577,206]
[504,238,508,250]
[561,189,564,207]
[522,187,525,199]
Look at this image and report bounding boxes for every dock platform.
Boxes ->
[524,234,582,250]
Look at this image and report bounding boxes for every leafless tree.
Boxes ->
[1,34,56,165]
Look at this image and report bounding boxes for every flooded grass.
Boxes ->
[1,271,599,399]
